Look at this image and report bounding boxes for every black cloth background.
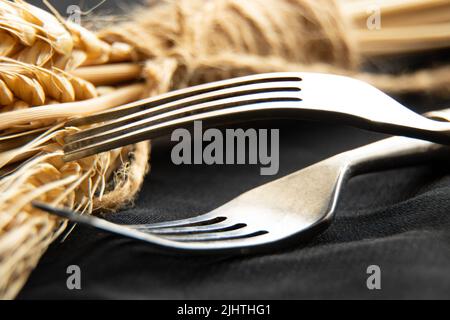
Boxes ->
[18,0,450,299]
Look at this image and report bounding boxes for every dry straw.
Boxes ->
[0,0,449,299]
[0,0,149,299]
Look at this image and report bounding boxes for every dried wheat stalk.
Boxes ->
[96,0,450,97]
[0,0,149,299]
[339,0,450,55]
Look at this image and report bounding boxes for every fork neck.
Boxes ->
[371,110,450,145]
[336,135,450,176]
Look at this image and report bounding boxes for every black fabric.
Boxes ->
[17,0,450,300]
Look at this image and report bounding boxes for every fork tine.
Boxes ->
[64,81,301,144]
[0,126,51,141]
[62,99,301,162]
[63,91,301,154]
[146,221,244,235]
[132,213,224,230]
[66,73,302,127]
[161,229,268,242]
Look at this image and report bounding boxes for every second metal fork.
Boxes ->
[34,107,450,254]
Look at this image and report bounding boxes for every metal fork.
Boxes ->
[62,72,450,162]
[34,113,450,254]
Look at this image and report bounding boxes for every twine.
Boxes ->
[100,0,449,95]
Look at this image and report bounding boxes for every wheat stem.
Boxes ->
[71,63,143,86]
[0,83,145,130]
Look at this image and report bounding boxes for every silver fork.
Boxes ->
[33,113,450,254]
[62,72,450,162]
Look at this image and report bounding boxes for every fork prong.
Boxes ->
[66,73,302,127]
[64,81,301,144]
[132,213,224,230]
[147,221,244,235]
[63,91,301,154]
[161,229,268,242]
[62,99,301,162]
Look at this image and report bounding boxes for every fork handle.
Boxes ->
[341,135,449,175]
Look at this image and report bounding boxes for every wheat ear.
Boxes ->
[0,0,149,299]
